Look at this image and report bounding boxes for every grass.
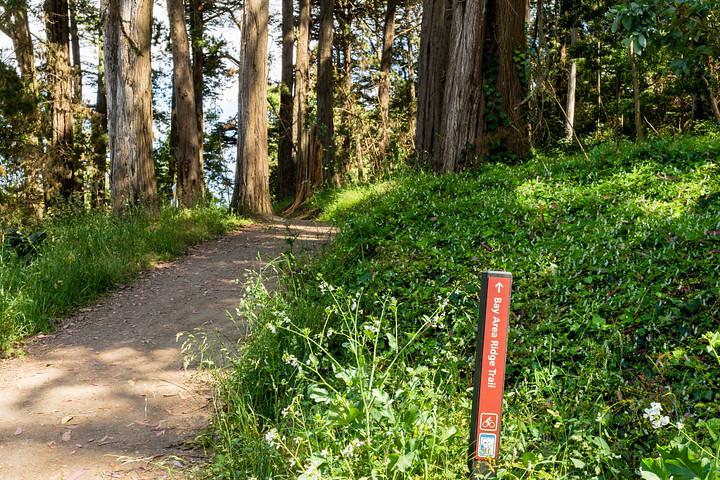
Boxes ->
[209,134,720,479]
[0,206,245,354]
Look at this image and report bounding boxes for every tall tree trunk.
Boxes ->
[378,0,397,161]
[91,38,108,208]
[104,0,158,213]
[630,41,643,140]
[317,0,334,185]
[405,33,416,143]
[336,4,356,182]
[277,0,295,199]
[289,0,313,210]
[230,0,272,215]
[439,0,486,171]
[190,0,205,189]
[492,0,529,158]
[69,0,82,103]
[0,1,43,215]
[168,0,203,207]
[415,0,451,167]
[564,26,577,142]
[45,0,77,202]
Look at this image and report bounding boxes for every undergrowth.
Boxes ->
[210,135,720,479]
[0,206,244,354]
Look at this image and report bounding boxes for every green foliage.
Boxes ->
[211,134,719,478]
[0,207,244,354]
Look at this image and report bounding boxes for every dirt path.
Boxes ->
[0,219,333,480]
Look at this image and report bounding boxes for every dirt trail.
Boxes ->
[0,219,333,480]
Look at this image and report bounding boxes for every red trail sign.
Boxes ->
[469,271,512,475]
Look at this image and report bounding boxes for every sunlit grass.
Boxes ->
[0,206,246,354]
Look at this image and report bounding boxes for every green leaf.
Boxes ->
[622,16,633,31]
[389,451,417,473]
[387,332,398,352]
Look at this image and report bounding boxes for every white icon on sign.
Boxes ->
[478,433,497,458]
[479,412,498,431]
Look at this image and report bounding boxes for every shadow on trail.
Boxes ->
[0,219,333,479]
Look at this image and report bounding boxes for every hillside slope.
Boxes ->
[212,136,720,479]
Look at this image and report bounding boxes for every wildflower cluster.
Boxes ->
[643,402,670,429]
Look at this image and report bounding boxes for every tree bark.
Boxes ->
[104,0,158,212]
[405,32,416,143]
[91,37,108,208]
[415,0,451,167]
[630,41,643,140]
[230,0,272,215]
[378,0,397,161]
[0,1,43,215]
[190,0,205,188]
[564,26,577,142]
[439,0,486,171]
[492,0,530,158]
[317,0,334,185]
[69,0,82,103]
[336,3,356,182]
[168,0,204,207]
[277,0,295,199]
[289,0,314,210]
[702,74,720,123]
[45,0,78,202]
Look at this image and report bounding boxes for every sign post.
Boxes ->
[469,271,512,478]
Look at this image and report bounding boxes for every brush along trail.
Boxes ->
[0,219,332,480]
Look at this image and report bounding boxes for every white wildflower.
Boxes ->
[267,323,277,334]
[282,352,301,368]
[341,438,365,458]
[643,402,671,429]
[264,428,279,447]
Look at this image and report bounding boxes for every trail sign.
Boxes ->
[469,271,512,476]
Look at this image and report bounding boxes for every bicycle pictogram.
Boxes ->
[479,412,498,431]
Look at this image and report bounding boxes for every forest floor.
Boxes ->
[0,219,333,480]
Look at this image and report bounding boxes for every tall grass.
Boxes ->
[0,206,244,354]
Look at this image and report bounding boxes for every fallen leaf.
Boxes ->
[14,427,22,436]
[62,430,72,442]
[60,415,74,424]
[47,441,57,448]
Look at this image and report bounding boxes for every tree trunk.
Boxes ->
[69,0,82,103]
[564,26,577,142]
[91,38,108,208]
[630,41,643,140]
[104,0,158,213]
[317,0,334,185]
[0,1,43,215]
[45,0,77,202]
[439,0,486,171]
[335,3,354,182]
[230,0,272,215]
[405,33,416,143]
[277,0,295,199]
[492,0,530,158]
[190,0,205,188]
[378,0,397,161]
[415,0,451,167]
[168,0,203,207]
[702,74,720,123]
[289,0,313,210]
